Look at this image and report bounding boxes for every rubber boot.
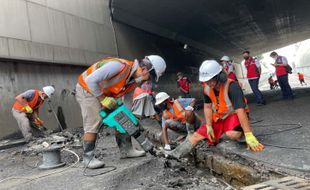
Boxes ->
[82,140,105,169]
[165,137,194,159]
[115,133,146,159]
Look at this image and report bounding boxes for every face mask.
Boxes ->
[243,56,249,60]
[158,103,167,111]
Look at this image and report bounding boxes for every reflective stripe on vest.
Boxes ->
[78,57,136,98]
[13,90,44,112]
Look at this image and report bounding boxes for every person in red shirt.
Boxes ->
[220,56,237,81]
[242,51,266,105]
[177,72,191,98]
[270,51,294,99]
[297,72,307,86]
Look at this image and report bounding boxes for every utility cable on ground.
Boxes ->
[253,122,310,151]
[0,148,79,184]
[83,123,117,177]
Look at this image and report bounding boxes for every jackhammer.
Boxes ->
[99,99,156,156]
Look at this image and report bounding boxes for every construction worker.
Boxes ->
[177,72,191,98]
[242,51,266,105]
[270,51,294,99]
[12,86,55,142]
[167,60,264,159]
[220,56,237,81]
[131,85,157,119]
[155,92,202,151]
[298,72,307,86]
[76,55,166,169]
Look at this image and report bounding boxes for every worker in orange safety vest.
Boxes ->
[166,60,264,159]
[155,92,202,151]
[12,86,55,142]
[76,55,166,169]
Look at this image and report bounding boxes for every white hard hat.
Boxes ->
[220,55,230,62]
[146,55,166,82]
[199,60,223,82]
[155,92,170,105]
[42,86,55,98]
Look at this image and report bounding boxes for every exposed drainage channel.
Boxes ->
[142,119,285,189]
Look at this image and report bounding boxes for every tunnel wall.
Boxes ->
[0,0,117,65]
[0,1,203,138]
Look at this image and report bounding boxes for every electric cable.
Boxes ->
[82,123,117,177]
[252,122,310,151]
[0,148,79,184]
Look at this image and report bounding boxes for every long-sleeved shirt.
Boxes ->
[84,61,124,97]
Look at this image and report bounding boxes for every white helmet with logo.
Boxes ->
[199,60,223,82]
[146,55,167,82]
[42,86,55,98]
[155,92,170,105]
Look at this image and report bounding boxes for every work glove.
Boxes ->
[206,125,215,142]
[100,97,117,110]
[23,105,33,114]
[244,132,264,152]
[34,118,44,126]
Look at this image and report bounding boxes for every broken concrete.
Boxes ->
[0,127,226,190]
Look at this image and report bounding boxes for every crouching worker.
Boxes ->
[12,86,55,142]
[76,55,166,169]
[167,60,264,159]
[155,92,202,151]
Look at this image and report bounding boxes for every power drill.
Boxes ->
[99,100,155,154]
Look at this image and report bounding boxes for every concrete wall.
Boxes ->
[0,60,84,138]
[0,0,117,65]
[0,1,205,139]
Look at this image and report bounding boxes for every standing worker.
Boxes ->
[177,72,191,98]
[270,51,294,99]
[220,56,237,81]
[242,51,266,105]
[12,86,55,142]
[167,60,264,159]
[76,55,166,169]
[298,72,307,86]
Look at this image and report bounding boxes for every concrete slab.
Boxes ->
[144,88,310,178]
[0,129,223,190]
[219,88,310,176]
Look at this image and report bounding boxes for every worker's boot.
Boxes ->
[165,137,194,159]
[115,133,146,159]
[82,140,105,169]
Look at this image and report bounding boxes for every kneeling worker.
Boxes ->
[167,60,264,159]
[12,86,55,142]
[76,55,166,169]
[155,92,201,151]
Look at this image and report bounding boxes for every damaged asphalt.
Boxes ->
[0,87,310,189]
[0,127,227,190]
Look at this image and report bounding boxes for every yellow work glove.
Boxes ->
[245,132,264,152]
[23,105,33,114]
[100,97,117,110]
[206,125,215,142]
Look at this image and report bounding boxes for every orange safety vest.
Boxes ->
[204,80,249,122]
[78,57,136,98]
[13,90,44,112]
[163,99,187,124]
[132,87,147,100]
